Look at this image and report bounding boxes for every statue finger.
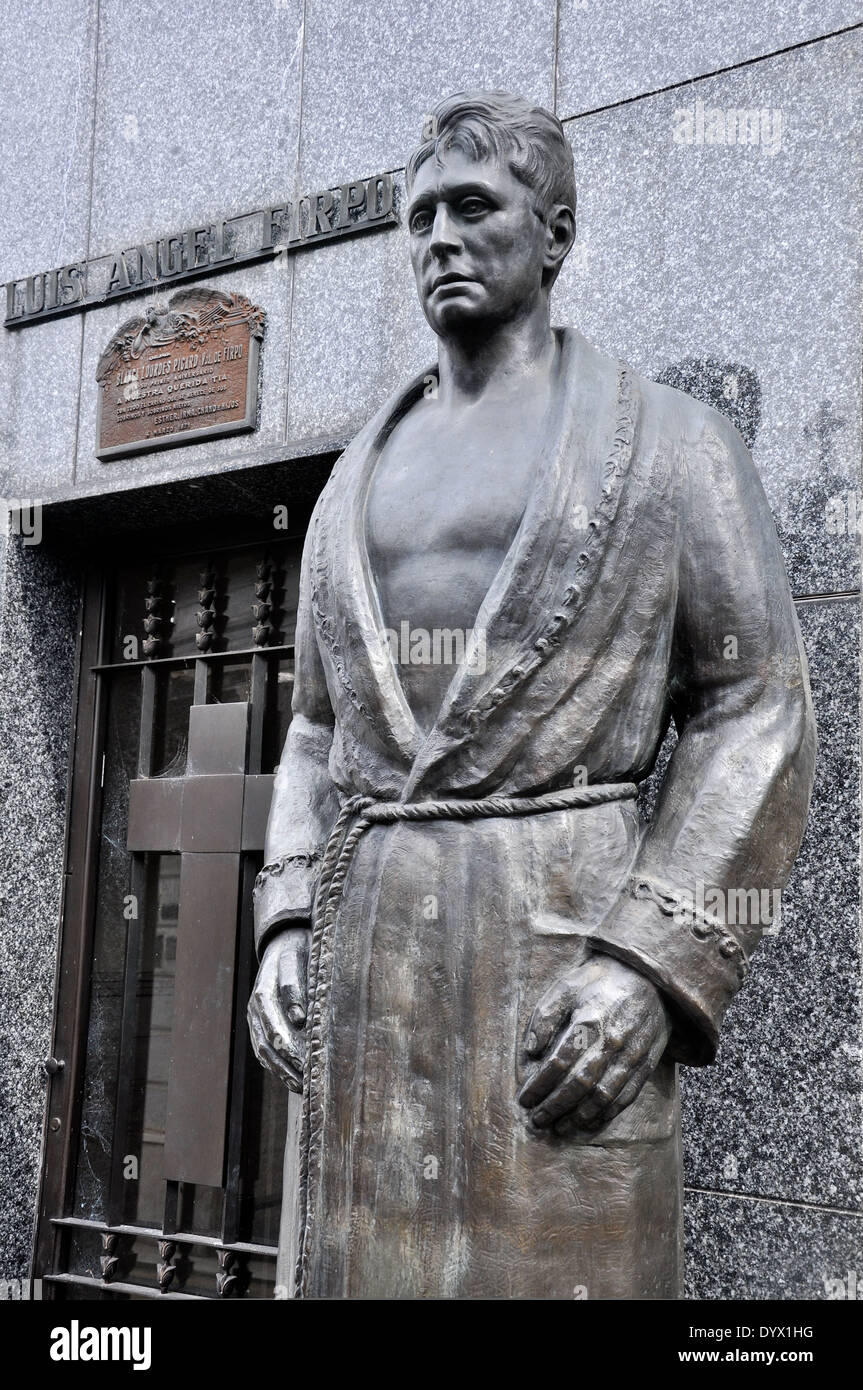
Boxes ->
[571,1050,645,1127]
[278,955,308,1027]
[523,976,576,1057]
[581,1023,668,1127]
[254,973,300,1051]
[249,960,279,1028]
[575,1018,661,1126]
[260,1039,303,1092]
[271,1028,306,1077]
[247,1007,273,1060]
[249,1013,303,1089]
[526,1046,605,1127]
[517,1020,589,1108]
[250,1000,304,1070]
[585,1057,653,1128]
[519,1007,599,1107]
[268,1019,306,1075]
[246,989,275,1042]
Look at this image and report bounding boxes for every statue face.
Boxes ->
[407,145,549,337]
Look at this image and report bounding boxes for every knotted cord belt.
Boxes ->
[294,779,638,1296]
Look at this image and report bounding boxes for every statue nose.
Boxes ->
[429,205,461,254]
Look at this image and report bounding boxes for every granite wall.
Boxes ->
[0,0,860,1298]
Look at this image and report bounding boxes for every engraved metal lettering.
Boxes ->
[95,288,265,459]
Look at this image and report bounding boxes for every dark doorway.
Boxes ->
[33,522,310,1299]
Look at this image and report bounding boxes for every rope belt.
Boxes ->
[294,779,638,1296]
[311,781,638,949]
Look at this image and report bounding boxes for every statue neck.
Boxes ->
[435,302,557,405]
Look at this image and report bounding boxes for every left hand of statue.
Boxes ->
[517,956,671,1133]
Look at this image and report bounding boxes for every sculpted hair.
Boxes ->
[406,90,577,221]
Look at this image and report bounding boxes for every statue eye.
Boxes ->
[410,209,432,234]
[459,197,489,217]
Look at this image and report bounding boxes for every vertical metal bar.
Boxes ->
[222,654,267,1244]
[162,1180,179,1236]
[221,857,260,1245]
[247,654,267,777]
[107,662,163,1223]
[106,660,158,1222]
[106,853,148,1224]
[138,665,158,777]
[193,658,208,706]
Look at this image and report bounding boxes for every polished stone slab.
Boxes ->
[557,0,863,117]
[286,175,435,441]
[0,0,97,500]
[296,0,555,192]
[87,0,304,251]
[0,0,96,282]
[0,316,84,497]
[0,537,79,1278]
[684,1189,863,1299]
[556,30,863,596]
[681,598,861,1210]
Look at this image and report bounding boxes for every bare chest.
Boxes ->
[363,394,550,729]
[365,407,541,596]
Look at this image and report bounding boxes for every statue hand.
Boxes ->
[517,956,670,1133]
[247,925,310,1093]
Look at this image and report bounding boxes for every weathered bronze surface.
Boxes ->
[249,91,816,1299]
[95,288,264,458]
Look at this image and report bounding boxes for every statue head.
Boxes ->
[405,91,576,339]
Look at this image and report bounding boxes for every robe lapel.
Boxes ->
[402,328,637,798]
[311,329,637,799]
[310,370,431,769]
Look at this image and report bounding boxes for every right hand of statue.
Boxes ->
[247,925,310,1093]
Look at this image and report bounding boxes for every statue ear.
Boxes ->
[543,203,576,286]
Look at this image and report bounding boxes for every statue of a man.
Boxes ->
[248,91,816,1299]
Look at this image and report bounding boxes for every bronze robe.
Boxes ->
[255,327,816,1299]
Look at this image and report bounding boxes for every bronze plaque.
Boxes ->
[95,288,265,458]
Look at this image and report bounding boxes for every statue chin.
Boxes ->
[423,295,483,335]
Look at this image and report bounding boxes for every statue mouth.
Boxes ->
[429,273,477,293]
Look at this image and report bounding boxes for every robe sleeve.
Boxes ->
[253,515,341,958]
[586,403,817,1065]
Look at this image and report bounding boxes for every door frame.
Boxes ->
[29,490,332,1298]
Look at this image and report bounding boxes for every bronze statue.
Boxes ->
[248,91,816,1299]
